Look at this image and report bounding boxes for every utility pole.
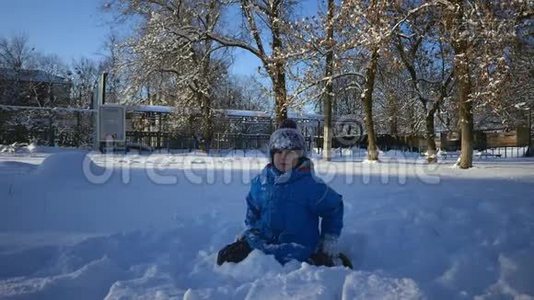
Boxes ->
[93,72,107,151]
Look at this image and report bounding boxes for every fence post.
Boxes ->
[527,109,532,157]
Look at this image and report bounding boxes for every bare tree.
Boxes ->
[0,34,38,105]
[33,54,71,145]
[206,0,298,124]
[434,0,526,168]
[105,0,228,151]
[70,57,99,108]
[291,0,431,160]
[374,57,422,137]
[98,32,125,105]
[0,34,36,70]
[213,74,271,111]
[394,7,454,163]
[339,0,417,161]
[31,54,70,106]
[282,0,348,159]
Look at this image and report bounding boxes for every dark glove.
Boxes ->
[308,251,354,269]
[308,251,334,267]
[217,238,252,266]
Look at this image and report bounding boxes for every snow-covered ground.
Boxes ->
[0,148,533,299]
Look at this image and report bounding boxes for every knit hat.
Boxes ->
[269,119,306,157]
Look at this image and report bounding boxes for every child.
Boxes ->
[217,119,347,267]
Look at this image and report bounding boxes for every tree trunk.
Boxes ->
[48,113,55,147]
[395,33,440,163]
[362,48,380,161]
[425,111,438,163]
[322,0,335,161]
[199,5,216,153]
[323,91,333,161]
[209,0,289,125]
[425,80,450,164]
[76,111,81,147]
[527,110,532,157]
[452,0,474,169]
[386,93,399,136]
[201,94,213,153]
[272,70,288,125]
[271,7,288,126]
[457,60,473,168]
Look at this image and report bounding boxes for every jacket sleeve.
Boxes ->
[242,180,267,250]
[311,182,343,238]
[244,191,260,229]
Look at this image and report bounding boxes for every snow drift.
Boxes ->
[0,151,533,299]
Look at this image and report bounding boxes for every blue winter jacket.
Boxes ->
[242,158,343,264]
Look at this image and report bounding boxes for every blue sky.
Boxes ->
[0,0,319,76]
[0,0,111,63]
[0,0,262,75]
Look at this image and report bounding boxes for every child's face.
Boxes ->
[273,149,302,172]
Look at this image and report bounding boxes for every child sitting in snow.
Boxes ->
[217,119,349,267]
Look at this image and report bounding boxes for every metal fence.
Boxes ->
[1,105,531,159]
[0,106,95,147]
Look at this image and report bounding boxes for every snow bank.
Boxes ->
[33,151,105,179]
[0,225,422,300]
[0,152,533,299]
[0,161,37,174]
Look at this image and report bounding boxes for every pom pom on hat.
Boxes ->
[278,119,298,129]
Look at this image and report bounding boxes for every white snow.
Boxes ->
[0,149,533,299]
